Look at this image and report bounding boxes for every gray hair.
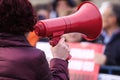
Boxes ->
[99,1,112,14]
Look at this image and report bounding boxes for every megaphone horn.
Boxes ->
[34,2,102,46]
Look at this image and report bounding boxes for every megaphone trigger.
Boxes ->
[49,31,64,47]
[49,37,61,47]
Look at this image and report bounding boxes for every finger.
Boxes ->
[58,37,65,44]
[61,35,67,42]
[66,44,69,48]
[65,46,70,51]
[65,43,69,49]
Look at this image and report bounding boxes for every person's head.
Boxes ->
[0,0,37,35]
[100,2,120,30]
[73,0,91,5]
[81,0,91,2]
[52,0,76,17]
[35,5,50,20]
[53,0,76,11]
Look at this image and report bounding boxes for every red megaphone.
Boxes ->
[34,2,102,46]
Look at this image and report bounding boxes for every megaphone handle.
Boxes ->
[49,37,61,47]
[49,31,65,47]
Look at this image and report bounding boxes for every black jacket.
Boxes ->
[101,31,120,66]
[99,30,120,75]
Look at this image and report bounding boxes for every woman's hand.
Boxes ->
[51,37,71,60]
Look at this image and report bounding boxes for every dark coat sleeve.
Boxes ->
[50,58,69,80]
[34,51,69,80]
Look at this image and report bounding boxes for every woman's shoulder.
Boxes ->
[24,47,46,59]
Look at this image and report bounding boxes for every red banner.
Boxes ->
[68,42,104,80]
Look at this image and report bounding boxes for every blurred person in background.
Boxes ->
[74,0,91,6]
[0,0,70,80]
[99,2,120,66]
[95,1,120,75]
[50,0,76,18]
[35,5,50,20]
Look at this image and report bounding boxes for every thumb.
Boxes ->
[58,37,65,45]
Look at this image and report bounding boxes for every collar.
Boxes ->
[101,28,120,44]
[0,33,31,47]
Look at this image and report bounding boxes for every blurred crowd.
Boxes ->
[29,0,120,76]
[33,0,89,19]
